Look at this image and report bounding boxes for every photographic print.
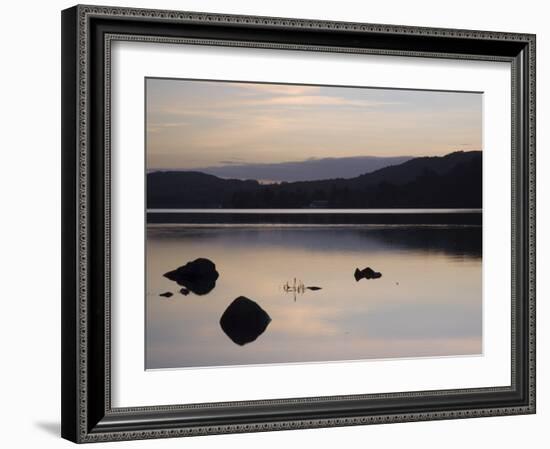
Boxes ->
[145,78,483,370]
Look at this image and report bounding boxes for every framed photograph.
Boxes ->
[61,4,536,443]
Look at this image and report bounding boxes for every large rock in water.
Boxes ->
[219,296,271,346]
[354,267,382,281]
[163,258,219,295]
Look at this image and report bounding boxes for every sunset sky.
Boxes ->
[146,78,482,180]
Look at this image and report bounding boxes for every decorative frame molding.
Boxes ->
[61,4,536,443]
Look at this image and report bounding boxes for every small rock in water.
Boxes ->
[354,267,382,281]
[159,291,173,298]
[306,286,322,291]
[179,287,190,296]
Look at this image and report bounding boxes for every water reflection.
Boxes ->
[146,224,482,369]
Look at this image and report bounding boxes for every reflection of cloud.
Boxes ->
[269,303,343,337]
[146,225,482,369]
[150,226,482,260]
[314,336,482,359]
[363,302,481,340]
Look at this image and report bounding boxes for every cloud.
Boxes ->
[243,95,400,108]
[148,87,401,119]
[235,83,322,96]
[267,303,343,337]
[147,121,191,133]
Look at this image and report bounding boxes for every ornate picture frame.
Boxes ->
[61,4,535,443]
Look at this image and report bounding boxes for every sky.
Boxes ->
[146,78,482,181]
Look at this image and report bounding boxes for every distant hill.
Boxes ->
[195,155,413,183]
[147,171,260,208]
[147,151,482,209]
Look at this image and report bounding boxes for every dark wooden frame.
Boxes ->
[61,4,536,443]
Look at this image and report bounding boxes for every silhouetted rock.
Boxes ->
[159,292,173,298]
[354,267,382,281]
[164,258,219,295]
[220,296,271,346]
[306,286,322,291]
[179,288,189,296]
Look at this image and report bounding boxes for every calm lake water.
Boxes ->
[146,214,482,369]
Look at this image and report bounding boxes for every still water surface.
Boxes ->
[146,221,482,369]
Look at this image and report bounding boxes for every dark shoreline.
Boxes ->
[147,211,482,225]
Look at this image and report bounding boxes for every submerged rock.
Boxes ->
[164,258,219,295]
[159,291,173,298]
[306,286,322,291]
[219,296,271,346]
[354,267,382,281]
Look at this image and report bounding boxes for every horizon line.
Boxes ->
[146,149,482,173]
